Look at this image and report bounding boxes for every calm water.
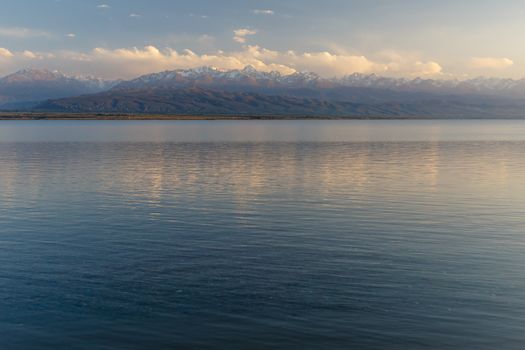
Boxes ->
[1,120,525,349]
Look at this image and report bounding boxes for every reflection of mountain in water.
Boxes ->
[3,141,519,210]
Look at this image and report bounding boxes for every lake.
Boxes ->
[1,120,525,349]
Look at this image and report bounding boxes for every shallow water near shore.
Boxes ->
[1,120,525,349]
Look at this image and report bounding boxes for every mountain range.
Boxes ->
[3,66,525,118]
[110,65,525,98]
[0,69,119,109]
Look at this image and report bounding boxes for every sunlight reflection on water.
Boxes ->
[1,120,525,349]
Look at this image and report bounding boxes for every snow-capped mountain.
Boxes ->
[4,66,525,115]
[334,73,525,97]
[0,69,119,108]
[112,65,338,90]
[110,66,525,99]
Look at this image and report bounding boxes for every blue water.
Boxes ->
[1,120,525,349]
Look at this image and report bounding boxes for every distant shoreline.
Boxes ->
[0,112,401,120]
[0,112,523,121]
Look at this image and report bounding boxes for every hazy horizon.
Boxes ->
[5,64,525,82]
[1,0,524,79]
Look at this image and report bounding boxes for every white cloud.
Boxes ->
[0,48,14,58]
[470,57,514,70]
[282,50,379,76]
[0,27,51,38]
[22,50,37,59]
[59,45,444,79]
[253,9,275,15]
[0,45,446,79]
[129,13,141,18]
[97,4,110,9]
[67,33,76,38]
[412,61,443,76]
[233,28,256,43]
[378,50,442,77]
[189,14,209,19]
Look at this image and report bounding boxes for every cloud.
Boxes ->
[279,50,379,76]
[412,61,443,76]
[470,57,514,70]
[64,45,443,79]
[378,50,442,77]
[189,14,209,19]
[97,4,110,9]
[22,50,37,59]
[233,28,256,43]
[0,45,445,79]
[67,33,76,38]
[0,48,14,58]
[129,13,141,18]
[253,9,275,15]
[0,27,51,38]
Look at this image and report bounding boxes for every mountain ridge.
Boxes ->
[35,86,525,119]
[0,69,120,109]
[110,65,525,98]
[4,66,525,118]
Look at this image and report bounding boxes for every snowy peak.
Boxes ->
[241,65,258,74]
[112,65,334,90]
[5,66,525,96]
[0,68,120,107]
[119,66,525,93]
[0,68,118,88]
[3,66,525,110]
[1,69,68,83]
[333,72,525,97]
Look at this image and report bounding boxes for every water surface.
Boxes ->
[1,120,524,349]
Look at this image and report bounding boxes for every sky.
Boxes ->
[0,0,524,79]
